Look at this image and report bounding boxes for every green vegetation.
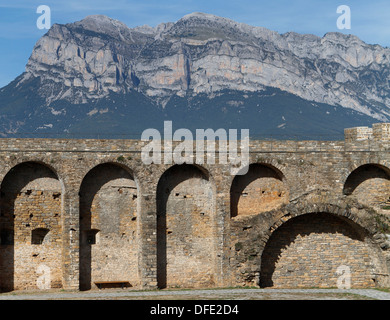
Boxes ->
[234,242,243,251]
[374,214,390,234]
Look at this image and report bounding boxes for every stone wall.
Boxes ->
[345,123,390,143]
[343,164,390,211]
[0,125,389,291]
[230,164,288,217]
[79,163,139,290]
[156,164,216,289]
[344,126,373,142]
[0,162,63,291]
[260,213,375,288]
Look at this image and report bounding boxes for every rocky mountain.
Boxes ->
[1,12,390,139]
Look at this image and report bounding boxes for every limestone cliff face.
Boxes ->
[21,12,390,120]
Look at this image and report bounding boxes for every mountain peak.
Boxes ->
[181,12,223,20]
[11,12,390,136]
[81,14,115,22]
[178,11,243,29]
[71,14,130,34]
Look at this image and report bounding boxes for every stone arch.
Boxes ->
[259,205,387,288]
[343,163,390,209]
[156,163,217,289]
[230,163,288,218]
[0,161,63,291]
[78,162,140,290]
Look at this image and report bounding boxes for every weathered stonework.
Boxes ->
[0,123,390,292]
[260,213,377,288]
[156,164,216,289]
[79,163,139,290]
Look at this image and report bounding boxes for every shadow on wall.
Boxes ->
[259,212,374,289]
[230,163,287,218]
[343,164,390,196]
[156,164,214,289]
[0,162,61,292]
[79,162,137,291]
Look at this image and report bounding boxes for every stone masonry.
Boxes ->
[1,123,390,291]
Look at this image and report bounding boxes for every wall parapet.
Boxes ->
[345,123,390,143]
[0,136,389,154]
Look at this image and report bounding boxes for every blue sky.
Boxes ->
[0,0,390,88]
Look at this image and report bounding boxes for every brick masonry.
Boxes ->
[0,124,390,291]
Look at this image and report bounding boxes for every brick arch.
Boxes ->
[252,157,287,176]
[78,161,141,199]
[78,162,140,290]
[155,162,217,216]
[342,164,390,211]
[343,163,390,194]
[259,202,388,288]
[77,159,143,196]
[261,202,381,245]
[230,162,289,218]
[348,160,390,174]
[156,163,217,289]
[0,160,65,193]
[0,161,64,291]
[155,162,216,187]
[340,161,390,188]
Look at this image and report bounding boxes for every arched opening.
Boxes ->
[156,164,216,289]
[230,163,288,218]
[79,163,139,290]
[0,162,63,291]
[260,212,379,288]
[343,164,390,209]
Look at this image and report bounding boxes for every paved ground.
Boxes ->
[0,287,390,300]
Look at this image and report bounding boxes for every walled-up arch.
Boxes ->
[343,164,390,209]
[230,163,288,218]
[79,163,139,290]
[0,161,63,292]
[156,164,216,289]
[260,211,385,288]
